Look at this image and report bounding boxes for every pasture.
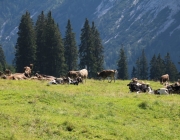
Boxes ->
[0,79,180,140]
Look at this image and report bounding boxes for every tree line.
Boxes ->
[13,11,104,78]
[118,47,179,81]
[0,11,179,81]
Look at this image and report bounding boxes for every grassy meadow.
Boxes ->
[0,79,180,140]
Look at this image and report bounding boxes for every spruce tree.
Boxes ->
[164,53,178,81]
[135,57,141,79]
[139,49,148,80]
[35,11,46,73]
[131,66,137,79]
[79,18,94,77]
[149,54,157,80]
[64,19,78,71]
[43,11,66,76]
[0,44,6,71]
[156,53,165,78]
[117,46,128,79]
[91,21,104,77]
[14,11,36,73]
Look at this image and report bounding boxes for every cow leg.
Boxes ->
[108,76,112,83]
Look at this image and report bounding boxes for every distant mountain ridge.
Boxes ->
[0,0,180,71]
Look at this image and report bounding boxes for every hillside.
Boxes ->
[0,0,180,71]
[1,79,180,139]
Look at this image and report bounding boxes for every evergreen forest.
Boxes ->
[0,11,179,81]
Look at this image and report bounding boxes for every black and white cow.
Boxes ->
[127,80,153,94]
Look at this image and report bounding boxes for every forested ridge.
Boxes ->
[0,11,179,81]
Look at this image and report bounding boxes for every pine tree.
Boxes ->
[64,19,78,71]
[43,11,66,76]
[139,49,148,80]
[90,21,104,77]
[164,53,178,81]
[117,46,128,79]
[34,11,46,73]
[149,54,157,80]
[0,44,6,71]
[79,18,94,77]
[14,11,36,73]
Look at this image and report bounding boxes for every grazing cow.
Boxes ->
[78,69,88,83]
[127,82,153,94]
[154,88,169,95]
[97,70,117,82]
[159,74,169,85]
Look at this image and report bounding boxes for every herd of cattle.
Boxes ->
[0,65,180,95]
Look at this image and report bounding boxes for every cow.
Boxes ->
[67,71,80,79]
[24,66,32,77]
[2,73,28,80]
[54,77,64,84]
[78,69,88,83]
[97,70,117,82]
[159,74,169,85]
[35,73,56,81]
[154,88,169,95]
[166,82,180,94]
[47,79,58,85]
[127,82,153,94]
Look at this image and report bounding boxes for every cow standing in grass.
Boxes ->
[159,74,169,85]
[78,69,88,83]
[97,70,117,82]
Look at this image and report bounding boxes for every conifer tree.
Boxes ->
[135,57,141,78]
[35,11,46,73]
[164,53,178,81]
[90,21,104,77]
[117,46,128,79]
[0,44,6,71]
[156,53,165,76]
[139,49,148,80]
[149,54,157,80]
[14,11,36,72]
[79,18,94,77]
[64,19,78,71]
[131,66,137,78]
[43,11,66,76]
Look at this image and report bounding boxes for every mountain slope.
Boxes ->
[0,0,180,71]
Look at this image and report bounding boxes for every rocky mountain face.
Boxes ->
[0,0,180,71]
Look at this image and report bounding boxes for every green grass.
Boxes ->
[0,79,180,140]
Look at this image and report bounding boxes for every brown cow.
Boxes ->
[2,73,28,80]
[97,70,117,82]
[67,71,79,79]
[24,66,32,77]
[159,74,169,85]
